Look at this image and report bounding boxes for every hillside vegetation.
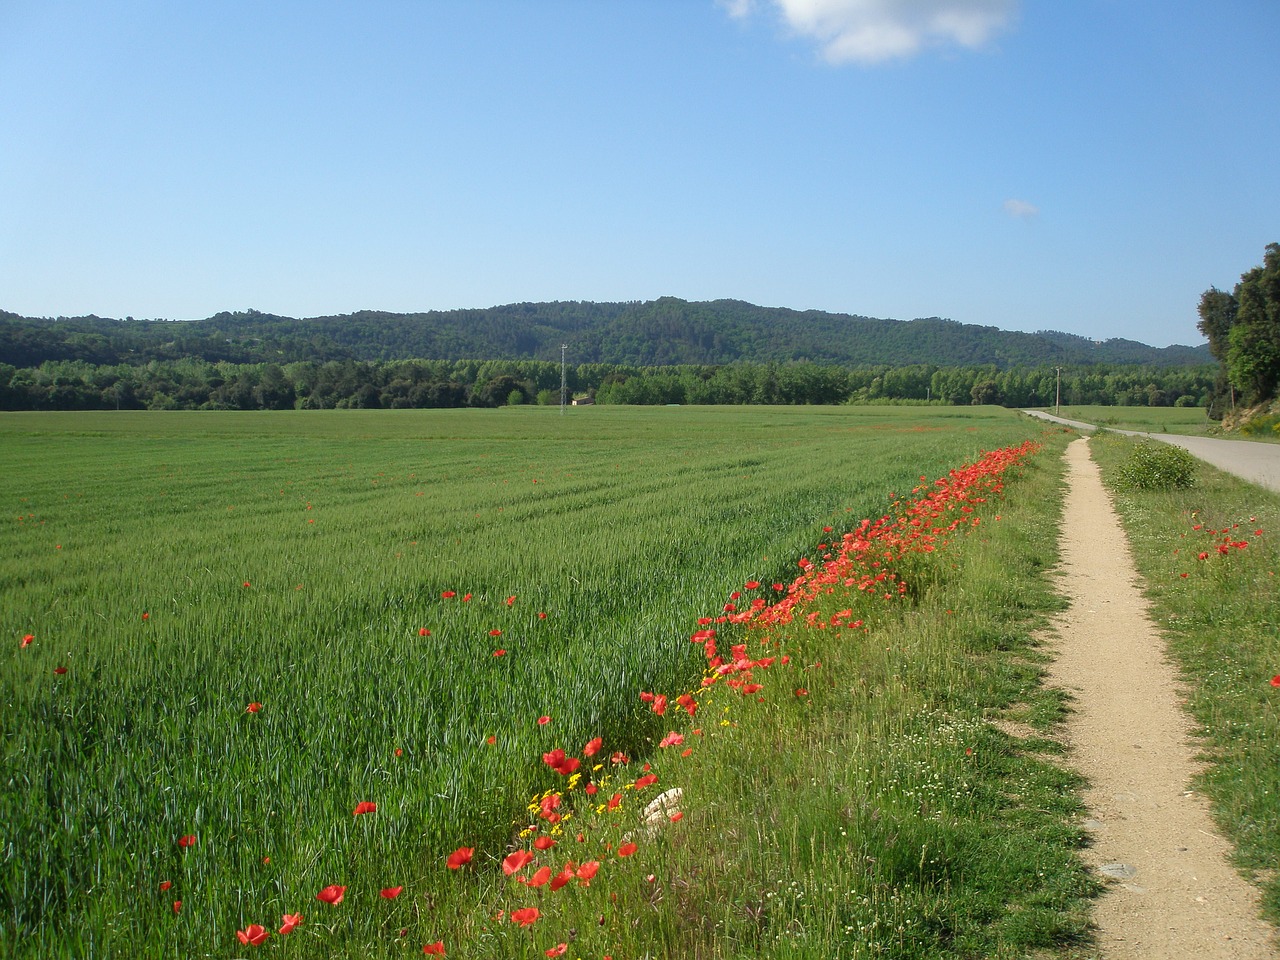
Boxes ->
[2,298,1209,369]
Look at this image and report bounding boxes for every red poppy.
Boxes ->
[489,629,502,637]
[634,774,658,789]
[550,866,574,891]
[21,634,33,648]
[537,715,551,726]
[546,944,567,957]
[380,886,403,899]
[503,850,535,875]
[670,811,684,822]
[172,900,182,914]
[486,734,497,745]
[607,793,623,811]
[236,924,270,946]
[538,611,547,619]
[1271,676,1280,688]
[142,612,150,620]
[316,885,346,905]
[395,748,403,757]
[423,943,446,956]
[177,835,196,848]
[446,847,474,869]
[583,736,603,757]
[510,907,540,927]
[493,648,506,657]
[618,842,638,858]
[279,913,303,935]
[584,783,598,795]
[533,836,556,851]
[243,582,251,588]
[441,591,456,599]
[576,861,600,883]
[419,628,430,636]
[462,593,472,602]
[610,751,629,764]
[353,801,377,816]
[159,880,172,891]
[658,731,684,748]
[506,595,517,606]
[246,702,262,713]
[53,666,67,675]
[527,866,552,887]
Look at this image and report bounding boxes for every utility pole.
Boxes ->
[1055,367,1062,417]
[560,344,568,415]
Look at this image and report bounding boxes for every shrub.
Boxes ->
[1115,439,1198,490]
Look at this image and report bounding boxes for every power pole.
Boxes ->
[1055,367,1062,416]
[560,344,568,415]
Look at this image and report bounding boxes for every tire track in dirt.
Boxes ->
[1047,438,1277,959]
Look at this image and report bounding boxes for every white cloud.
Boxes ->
[1002,198,1039,219]
[717,0,757,18]
[730,0,1019,65]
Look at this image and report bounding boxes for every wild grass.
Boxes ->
[2,407,1091,957]
[1089,430,1280,921]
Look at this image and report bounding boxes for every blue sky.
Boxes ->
[2,1,1277,347]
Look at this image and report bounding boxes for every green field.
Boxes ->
[1034,404,1218,436]
[2,407,1093,958]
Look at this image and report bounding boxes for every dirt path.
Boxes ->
[1047,438,1277,958]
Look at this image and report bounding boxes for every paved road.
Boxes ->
[1022,410,1280,494]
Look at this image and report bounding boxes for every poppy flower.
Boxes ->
[1271,676,1280,688]
[576,861,599,883]
[527,866,552,887]
[546,945,567,957]
[582,736,602,757]
[550,867,574,891]
[506,596,517,606]
[353,801,377,816]
[279,913,302,935]
[658,731,684,748]
[489,629,502,637]
[634,774,658,789]
[236,924,270,946]
[395,748,403,757]
[493,648,506,657]
[243,582,251,588]
[423,943,446,956]
[177,835,196,848]
[486,734,497,745]
[442,591,456,599]
[316,885,346,905]
[53,666,67,675]
[462,593,472,602]
[446,847,474,869]
[670,811,684,822]
[538,611,547,619]
[142,612,150,620]
[379,886,403,899]
[618,842,638,858]
[503,850,535,875]
[537,715,551,726]
[610,751,629,765]
[533,836,556,851]
[172,900,182,914]
[607,793,623,811]
[159,880,172,891]
[510,907,540,927]
[418,628,430,636]
[21,634,33,648]
[246,702,262,713]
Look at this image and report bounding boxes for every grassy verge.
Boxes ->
[1089,430,1280,920]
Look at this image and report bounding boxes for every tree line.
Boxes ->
[1198,242,1280,417]
[0,357,1216,412]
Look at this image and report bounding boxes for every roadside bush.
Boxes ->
[1240,412,1280,437]
[1115,439,1198,490]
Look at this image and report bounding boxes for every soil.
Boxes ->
[1045,438,1278,958]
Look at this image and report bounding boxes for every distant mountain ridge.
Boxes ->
[0,298,1210,368]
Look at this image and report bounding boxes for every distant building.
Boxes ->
[571,395,594,406]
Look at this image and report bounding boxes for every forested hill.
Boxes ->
[0,298,1210,369]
